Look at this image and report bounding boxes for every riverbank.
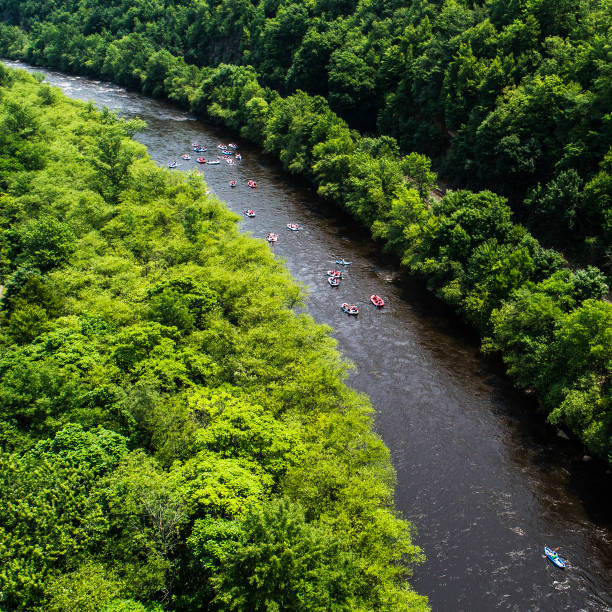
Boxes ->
[0,26,608,467]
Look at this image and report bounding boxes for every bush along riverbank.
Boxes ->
[0,66,429,611]
[1,22,608,467]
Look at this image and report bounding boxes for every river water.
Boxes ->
[8,60,611,611]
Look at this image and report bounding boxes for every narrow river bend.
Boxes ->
[8,61,611,611]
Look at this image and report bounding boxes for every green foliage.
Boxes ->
[0,424,128,609]
[0,70,426,610]
[90,124,146,204]
[0,3,610,603]
[45,563,125,612]
[11,214,76,271]
[402,153,438,202]
[1,13,607,469]
[1,0,611,264]
[211,498,362,611]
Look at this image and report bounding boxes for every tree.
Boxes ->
[148,288,195,333]
[286,25,340,96]
[45,563,125,612]
[0,425,127,609]
[99,451,185,601]
[12,214,76,272]
[328,46,378,127]
[402,152,437,202]
[544,300,612,457]
[211,498,361,611]
[90,125,144,204]
[524,170,583,244]
[189,388,302,480]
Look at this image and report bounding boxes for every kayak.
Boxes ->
[245,209,255,217]
[341,303,358,315]
[286,223,301,231]
[335,258,352,265]
[370,294,385,307]
[544,547,566,568]
[328,276,340,287]
[266,232,278,243]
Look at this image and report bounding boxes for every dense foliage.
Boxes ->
[0,0,610,267]
[0,1,610,461]
[0,67,429,611]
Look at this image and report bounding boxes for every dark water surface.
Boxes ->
[9,61,611,611]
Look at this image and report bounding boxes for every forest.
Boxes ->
[0,0,610,267]
[0,0,608,466]
[0,67,429,610]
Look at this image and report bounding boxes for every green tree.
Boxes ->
[45,563,125,612]
[12,214,76,271]
[402,152,437,202]
[90,125,144,204]
[212,498,361,611]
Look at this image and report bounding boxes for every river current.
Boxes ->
[7,60,611,611]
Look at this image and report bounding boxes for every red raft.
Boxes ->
[370,294,385,307]
[196,157,206,164]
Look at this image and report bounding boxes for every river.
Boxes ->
[7,60,611,611]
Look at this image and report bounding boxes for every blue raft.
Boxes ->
[544,546,566,568]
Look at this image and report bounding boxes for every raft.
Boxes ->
[341,303,358,315]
